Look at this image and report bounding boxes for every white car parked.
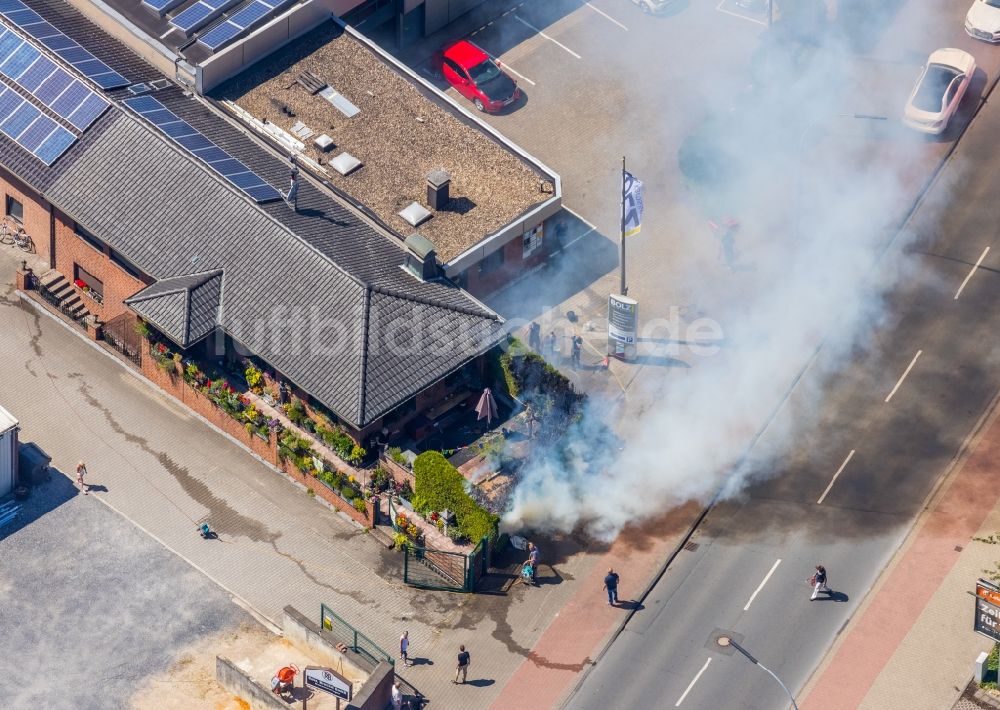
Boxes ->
[966,0,1000,43]
[903,49,976,135]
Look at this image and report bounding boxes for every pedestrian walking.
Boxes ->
[571,335,582,369]
[76,461,88,495]
[546,331,557,359]
[528,322,542,351]
[526,542,539,585]
[809,564,830,600]
[399,630,411,667]
[604,568,620,606]
[452,644,471,684]
[391,680,403,710]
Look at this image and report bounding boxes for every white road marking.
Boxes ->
[715,0,767,26]
[514,15,582,59]
[675,657,712,706]
[744,558,781,611]
[954,246,990,300]
[885,350,922,403]
[585,2,628,30]
[497,60,536,86]
[817,449,855,505]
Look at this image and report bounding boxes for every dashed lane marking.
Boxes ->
[954,246,990,300]
[885,350,922,404]
[675,657,712,706]
[817,449,856,505]
[744,558,781,611]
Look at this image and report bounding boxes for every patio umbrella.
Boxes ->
[475,388,498,426]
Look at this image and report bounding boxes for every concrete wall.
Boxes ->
[282,606,394,710]
[216,656,288,710]
[198,0,337,93]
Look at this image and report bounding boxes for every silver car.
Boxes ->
[630,0,680,14]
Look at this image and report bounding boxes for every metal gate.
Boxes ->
[103,313,142,367]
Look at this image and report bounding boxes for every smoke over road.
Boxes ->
[503,0,934,540]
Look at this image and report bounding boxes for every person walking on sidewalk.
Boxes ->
[76,461,88,495]
[400,630,412,667]
[526,542,540,585]
[452,645,471,684]
[391,680,403,710]
[571,336,583,369]
[809,564,830,600]
[604,568,620,606]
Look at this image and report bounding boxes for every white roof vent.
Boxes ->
[399,202,432,227]
[330,152,362,176]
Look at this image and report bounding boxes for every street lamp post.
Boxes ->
[717,635,798,710]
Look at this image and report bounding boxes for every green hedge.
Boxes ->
[413,451,498,543]
[498,340,583,414]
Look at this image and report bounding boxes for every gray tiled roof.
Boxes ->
[125,270,223,348]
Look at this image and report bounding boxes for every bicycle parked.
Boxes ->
[0,217,33,252]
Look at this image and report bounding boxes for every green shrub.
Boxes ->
[413,451,498,545]
[393,532,410,550]
[348,444,366,465]
[341,486,355,502]
[388,446,408,467]
[353,497,367,514]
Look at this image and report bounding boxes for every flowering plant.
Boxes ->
[74,278,87,289]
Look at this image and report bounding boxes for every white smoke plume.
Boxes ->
[503,2,939,540]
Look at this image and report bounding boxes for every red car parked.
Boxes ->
[440,40,520,113]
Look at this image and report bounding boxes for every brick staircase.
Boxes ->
[36,271,91,322]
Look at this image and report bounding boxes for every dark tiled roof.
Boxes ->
[21,2,504,429]
[125,270,223,347]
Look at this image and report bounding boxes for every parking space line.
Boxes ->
[715,0,767,26]
[675,657,711,706]
[514,14,582,59]
[885,350,922,403]
[585,2,628,30]
[954,246,990,300]
[817,449,855,505]
[744,558,781,611]
[498,60,536,86]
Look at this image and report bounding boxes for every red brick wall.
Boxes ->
[281,458,374,527]
[0,166,53,265]
[53,210,146,322]
[461,234,545,297]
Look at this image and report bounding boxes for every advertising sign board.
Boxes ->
[975,579,1000,643]
[608,294,638,361]
[304,666,351,701]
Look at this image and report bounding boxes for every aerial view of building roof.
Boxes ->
[212,20,552,264]
[0,0,505,429]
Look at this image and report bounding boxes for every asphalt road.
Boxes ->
[567,29,1000,710]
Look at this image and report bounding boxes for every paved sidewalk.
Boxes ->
[0,248,698,709]
[800,393,1000,710]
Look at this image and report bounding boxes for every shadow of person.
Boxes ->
[616,600,645,612]
[85,484,108,493]
[465,679,495,688]
[408,657,434,666]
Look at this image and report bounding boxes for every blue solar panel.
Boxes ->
[0,0,129,89]
[0,31,20,57]
[0,79,77,165]
[18,56,56,91]
[35,68,71,103]
[230,2,269,28]
[141,0,185,16]
[170,3,213,32]
[33,124,73,164]
[67,92,108,130]
[197,21,240,50]
[18,114,54,150]
[122,95,281,203]
[0,41,39,78]
[50,80,87,115]
[0,99,37,136]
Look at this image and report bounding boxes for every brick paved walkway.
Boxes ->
[800,396,1000,710]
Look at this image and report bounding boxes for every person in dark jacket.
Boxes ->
[604,568,620,606]
[810,564,830,600]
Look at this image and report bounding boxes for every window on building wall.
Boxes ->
[478,248,505,275]
[74,223,104,252]
[5,195,23,223]
[110,249,145,280]
[73,264,104,304]
[522,224,544,259]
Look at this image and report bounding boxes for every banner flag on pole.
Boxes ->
[623,171,644,237]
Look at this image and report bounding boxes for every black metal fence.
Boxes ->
[319,604,393,669]
[103,313,142,367]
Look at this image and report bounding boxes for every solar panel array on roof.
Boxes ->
[141,0,185,17]
[197,0,292,51]
[0,0,128,89]
[170,0,239,35]
[0,78,74,164]
[123,95,281,203]
[0,26,108,131]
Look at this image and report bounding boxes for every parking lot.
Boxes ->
[392,0,1000,407]
[0,475,256,708]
